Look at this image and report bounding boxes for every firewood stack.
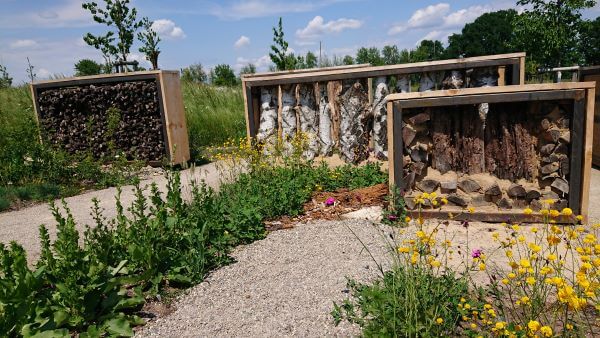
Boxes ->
[37,80,166,161]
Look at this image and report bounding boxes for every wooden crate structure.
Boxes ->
[30,70,190,165]
[578,66,600,166]
[386,83,596,223]
[241,53,526,164]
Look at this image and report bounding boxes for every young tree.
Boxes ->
[579,16,600,66]
[342,55,355,65]
[75,59,103,76]
[513,0,596,69]
[382,45,402,65]
[211,64,237,86]
[305,51,318,68]
[26,57,36,82]
[138,17,161,70]
[269,17,297,70]
[355,47,383,66]
[82,0,144,65]
[180,63,208,83]
[0,64,12,88]
[445,10,518,58]
[239,63,256,76]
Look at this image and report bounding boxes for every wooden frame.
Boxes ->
[30,70,190,165]
[242,53,527,139]
[386,82,596,223]
[579,66,600,166]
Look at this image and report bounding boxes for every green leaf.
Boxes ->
[28,329,70,338]
[103,317,133,337]
[53,310,69,327]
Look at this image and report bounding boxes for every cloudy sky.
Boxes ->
[1,0,599,83]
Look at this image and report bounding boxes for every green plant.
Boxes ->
[0,64,12,88]
[74,59,104,76]
[269,17,297,71]
[138,17,160,70]
[381,186,407,226]
[210,64,237,86]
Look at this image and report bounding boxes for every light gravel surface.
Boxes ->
[137,219,394,338]
[0,163,222,263]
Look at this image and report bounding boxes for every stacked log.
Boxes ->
[37,80,165,161]
[297,84,319,160]
[317,84,334,156]
[339,81,371,163]
[257,87,278,153]
[372,77,389,160]
[280,85,297,150]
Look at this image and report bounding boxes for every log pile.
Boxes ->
[37,80,166,161]
[401,100,573,212]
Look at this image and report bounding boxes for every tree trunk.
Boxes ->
[297,84,319,160]
[372,77,389,159]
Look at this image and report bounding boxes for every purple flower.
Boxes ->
[471,249,483,259]
[388,215,398,221]
[325,197,335,206]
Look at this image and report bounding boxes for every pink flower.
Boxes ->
[471,249,483,259]
[325,197,335,206]
[388,215,398,221]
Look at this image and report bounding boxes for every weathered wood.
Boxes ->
[431,107,457,174]
[392,102,404,190]
[568,97,585,213]
[327,81,342,147]
[339,80,370,163]
[158,71,190,165]
[297,83,319,159]
[280,84,297,147]
[317,83,334,156]
[372,77,389,159]
[581,87,595,221]
[256,87,278,151]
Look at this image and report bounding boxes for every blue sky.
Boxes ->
[1,0,599,83]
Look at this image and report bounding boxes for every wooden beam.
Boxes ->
[244,53,526,86]
[241,63,371,79]
[498,66,506,86]
[395,90,583,109]
[569,97,585,214]
[519,55,526,84]
[391,102,404,190]
[409,210,577,224]
[31,70,173,88]
[242,81,253,140]
[387,101,395,189]
[581,87,596,221]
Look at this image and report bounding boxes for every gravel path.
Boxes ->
[137,219,393,338]
[0,163,222,263]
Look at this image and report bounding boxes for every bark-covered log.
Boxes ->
[442,70,465,89]
[317,84,334,156]
[372,77,389,160]
[327,81,343,147]
[297,84,319,160]
[396,75,410,93]
[339,81,370,163]
[257,87,278,152]
[419,72,435,92]
[280,85,297,151]
[37,80,165,161]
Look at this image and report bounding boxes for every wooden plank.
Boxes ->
[392,102,404,190]
[242,63,371,79]
[569,97,585,214]
[396,90,583,109]
[498,66,506,86]
[158,71,190,165]
[581,88,595,221]
[386,82,595,102]
[519,55,526,85]
[252,93,260,138]
[242,81,254,140]
[277,85,283,141]
[244,53,525,86]
[409,210,576,224]
[31,70,173,88]
[387,101,395,188]
[29,83,43,143]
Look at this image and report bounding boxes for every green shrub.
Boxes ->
[332,267,469,337]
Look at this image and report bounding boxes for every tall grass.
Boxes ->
[181,82,246,158]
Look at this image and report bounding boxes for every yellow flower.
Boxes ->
[431,260,441,268]
[520,296,530,305]
[441,198,448,205]
[566,323,574,330]
[520,259,531,268]
[547,253,557,261]
[430,192,437,199]
[562,207,573,216]
[397,246,410,254]
[508,272,516,279]
[526,277,536,285]
[416,230,425,239]
[501,278,509,285]
[421,192,430,199]
[527,320,541,331]
[549,209,560,218]
[470,323,477,329]
[511,224,521,231]
[576,215,584,222]
[479,263,486,271]
[528,243,541,253]
[540,326,552,337]
[540,209,549,216]
[436,317,443,325]
[405,216,412,223]
[468,207,475,213]
[495,321,506,330]
[523,208,533,215]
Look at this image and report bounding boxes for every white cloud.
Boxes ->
[296,16,363,45]
[209,0,354,20]
[0,0,92,28]
[234,35,251,48]
[10,39,39,49]
[152,19,186,40]
[389,2,514,39]
[234,55,273,72]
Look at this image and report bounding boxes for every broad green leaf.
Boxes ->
[103,317,133,337]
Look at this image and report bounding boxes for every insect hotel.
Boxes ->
[241,53,526,164]
[30,70,190,165]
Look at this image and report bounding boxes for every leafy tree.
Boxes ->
[399,49,412,63]
[180,63,207,83]
[342,55,355,65]
[513,0,596,69]
[138,17,160,70]
[74,59,103,76]
[445,10,518,58]
[0,64,12,88]
[269,17,297,70]
[305,51,318,68]
[211,64,237,86]
[382,45,401,65]
[412,40,445,62]
[239,63,256,76]
[82,0,144,65]
[579,16,600,65]
[356,47,383,66]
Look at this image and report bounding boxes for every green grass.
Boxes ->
[181,82,246,158]
[0,82,246,210]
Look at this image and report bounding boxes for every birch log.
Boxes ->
[372,77,389,160]
[470,66,499,173]
[442,70,465,89]
[257,87,278,153]
[297,84,319,160]
[339,81,370,163]
[419,72,435,92]
[280,85,297,151]
[318,84,334,156]
[396,75,410,93]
